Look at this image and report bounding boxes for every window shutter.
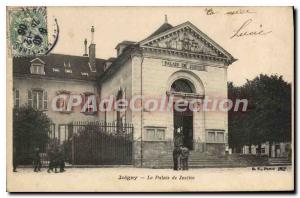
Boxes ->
[81,94,85,112]
[43,91,48,109]
[15,89,20,108]
[28,90,32,107]
[38,91,43,110]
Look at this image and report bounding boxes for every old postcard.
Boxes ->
[6,6,294,192]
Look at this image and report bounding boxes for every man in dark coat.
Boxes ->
[52,146,59,173]
[47,146,56,173]
[33,147,42,172]
[13,146,17,172]
[173,146,181,170]
[180,145,190,170]
[57,146,65,172]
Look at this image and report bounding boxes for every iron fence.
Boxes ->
[40,121,133,166]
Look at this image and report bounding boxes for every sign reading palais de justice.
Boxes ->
[162,59,206,71]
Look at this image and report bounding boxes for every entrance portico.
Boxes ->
[166,70,205,152]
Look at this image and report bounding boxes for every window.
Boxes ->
[116,90,123,125]
[171,79,195,93]
[207,132,215,142]
[56,90,71,113]
[206,130,225,143]
[104,62,112,71]
[156,129,165,140]
[28,89,47,110]
[104,103,107,123]
[30,58,45,75]
[30,64,45,75]
[82,92,97,115]
[65,69,72,73]
[145,129,155,140]
[52,68,60,72]
[43,91,48,109]
[13,89,20,108]
[64,61,72,73]
[144,127,166,141]
[216,132,224,142]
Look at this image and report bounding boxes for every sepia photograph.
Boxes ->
[6,6,294,192]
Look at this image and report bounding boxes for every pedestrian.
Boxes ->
[33,147,42,172]
[47,145,56,173]
[57,146,65,172]
[13,146,18,172]
[180,145,189,170]
[174,127,183,148]
[52,146,59,173]
[173,145,181,170]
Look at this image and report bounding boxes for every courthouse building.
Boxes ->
[13,19,236,166]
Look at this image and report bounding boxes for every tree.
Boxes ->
[228,74,291,154]
[13,106,51,164]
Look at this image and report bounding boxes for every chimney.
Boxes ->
[89,26,96,72]
[83,38,88,56]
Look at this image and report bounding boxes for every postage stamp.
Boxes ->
[6,6,294,192]
[8,7,58,57]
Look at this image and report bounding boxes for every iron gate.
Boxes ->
[49,121,134,165]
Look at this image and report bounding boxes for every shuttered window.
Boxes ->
[206,130,225,143]
[28,89,48,110]
[14,89,20,108]
[144,128,166,141]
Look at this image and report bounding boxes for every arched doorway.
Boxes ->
[171,78,195,150]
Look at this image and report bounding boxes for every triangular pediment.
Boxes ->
[30,57,45,65]
[140,21,235,64]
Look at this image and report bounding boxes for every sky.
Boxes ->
[48,7,293,86]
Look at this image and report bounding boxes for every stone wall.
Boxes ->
[206,143,226,155]
[13,77,99,125]
[133,140,173,168]
[131,52,228,158]
[99,59,133,123]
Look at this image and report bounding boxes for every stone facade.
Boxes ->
[99,21,235,166]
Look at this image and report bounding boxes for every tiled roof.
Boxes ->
[115,40,136,49]
[98,44,139,83]
[147,22,173,39]
[13,53,106,81]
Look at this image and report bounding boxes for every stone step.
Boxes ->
[269,159,290,162]
[156,153,273,168]
[269,160,291,163]
[268,158,291,165]
[157,164,248,168]
[159,161,243,164]
[159,161,238,164]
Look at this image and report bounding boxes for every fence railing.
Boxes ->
[41,121,134,166]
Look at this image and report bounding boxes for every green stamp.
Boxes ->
[9,7,58,57]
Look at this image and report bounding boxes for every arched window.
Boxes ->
[116,89,123,133]
[171,79,195,93]
[116,90,123,123]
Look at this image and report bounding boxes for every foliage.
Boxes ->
[13,106,51,164]
[228,74,291,152]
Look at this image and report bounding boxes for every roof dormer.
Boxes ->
[64,61,72,73]
[103,57,116,71]
[30,58,45,75]
[115,41,135,56]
